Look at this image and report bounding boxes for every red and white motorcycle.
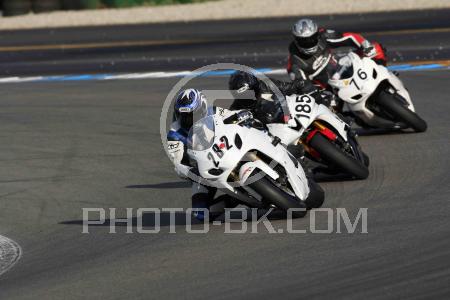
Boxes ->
[328,52,427,132]
[265,92,369,180]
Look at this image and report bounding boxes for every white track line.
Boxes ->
[0,235,22,277]
[0,64,447,84]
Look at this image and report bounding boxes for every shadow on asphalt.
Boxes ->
[125,181,190,189]
[354,127,415,136]
[60,212,196,227]
[313,171,357,182]
[59,209,293,228]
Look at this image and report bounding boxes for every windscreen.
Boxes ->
[188,116,216,151]
[331,54,354,80]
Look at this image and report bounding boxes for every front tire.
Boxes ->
[305,178,325,209]
[309,133,369,180]
[376,91,427,132]
[248,175,307,218]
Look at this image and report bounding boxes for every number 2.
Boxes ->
[219,136,233,150]
[207,152,219,167]
[207,135,233,167]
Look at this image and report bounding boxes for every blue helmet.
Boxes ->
[174,89,208,130]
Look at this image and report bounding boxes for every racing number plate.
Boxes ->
[293,94,316,120]
[207,135,233,167]
[347,68,368,91]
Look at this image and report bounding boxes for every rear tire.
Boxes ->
[376,91,427,132]
[249,175,307,218]
[309,134,369,180]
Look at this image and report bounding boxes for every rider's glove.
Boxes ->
[312,90,335,107]
[236,110,253,124]
[361,40,377,58]
[174,164,191,179]
[295,79,316,94]
[168,140,190,179]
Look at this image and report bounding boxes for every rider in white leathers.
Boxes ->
[167,89,239,221]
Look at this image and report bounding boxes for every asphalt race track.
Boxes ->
[0,70,449,299]
[0,10,450,300]
[0,9,450,76]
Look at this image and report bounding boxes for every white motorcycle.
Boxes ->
[187,111,324,216]
[328,52,427,132]
[263,92,369,180]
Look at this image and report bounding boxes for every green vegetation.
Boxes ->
[62,0,217,9]
[0,0,218,17]
[102,0,216,8]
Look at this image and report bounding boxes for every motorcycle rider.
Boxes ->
[288,18,387,84]
[168,78,325,220]
[228,70,333,123]
[167,88,239,222]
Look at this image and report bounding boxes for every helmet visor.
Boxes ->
[177,112,194,130]
[295,32,319,49]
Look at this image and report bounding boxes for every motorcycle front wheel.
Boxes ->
[376,90,427,132]
[309,133,369,180]
[248,174,308,218]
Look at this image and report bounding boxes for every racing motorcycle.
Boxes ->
[328,52,427,132]
[187,111,324,217]
[262,92,369,180]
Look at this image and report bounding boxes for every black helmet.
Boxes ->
[174,89,208,130]
[228,71,260,95]
[292,18,319,55]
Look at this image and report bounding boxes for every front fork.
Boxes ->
[298,120,341,160]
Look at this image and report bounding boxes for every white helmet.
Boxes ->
[292,19,319,55]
